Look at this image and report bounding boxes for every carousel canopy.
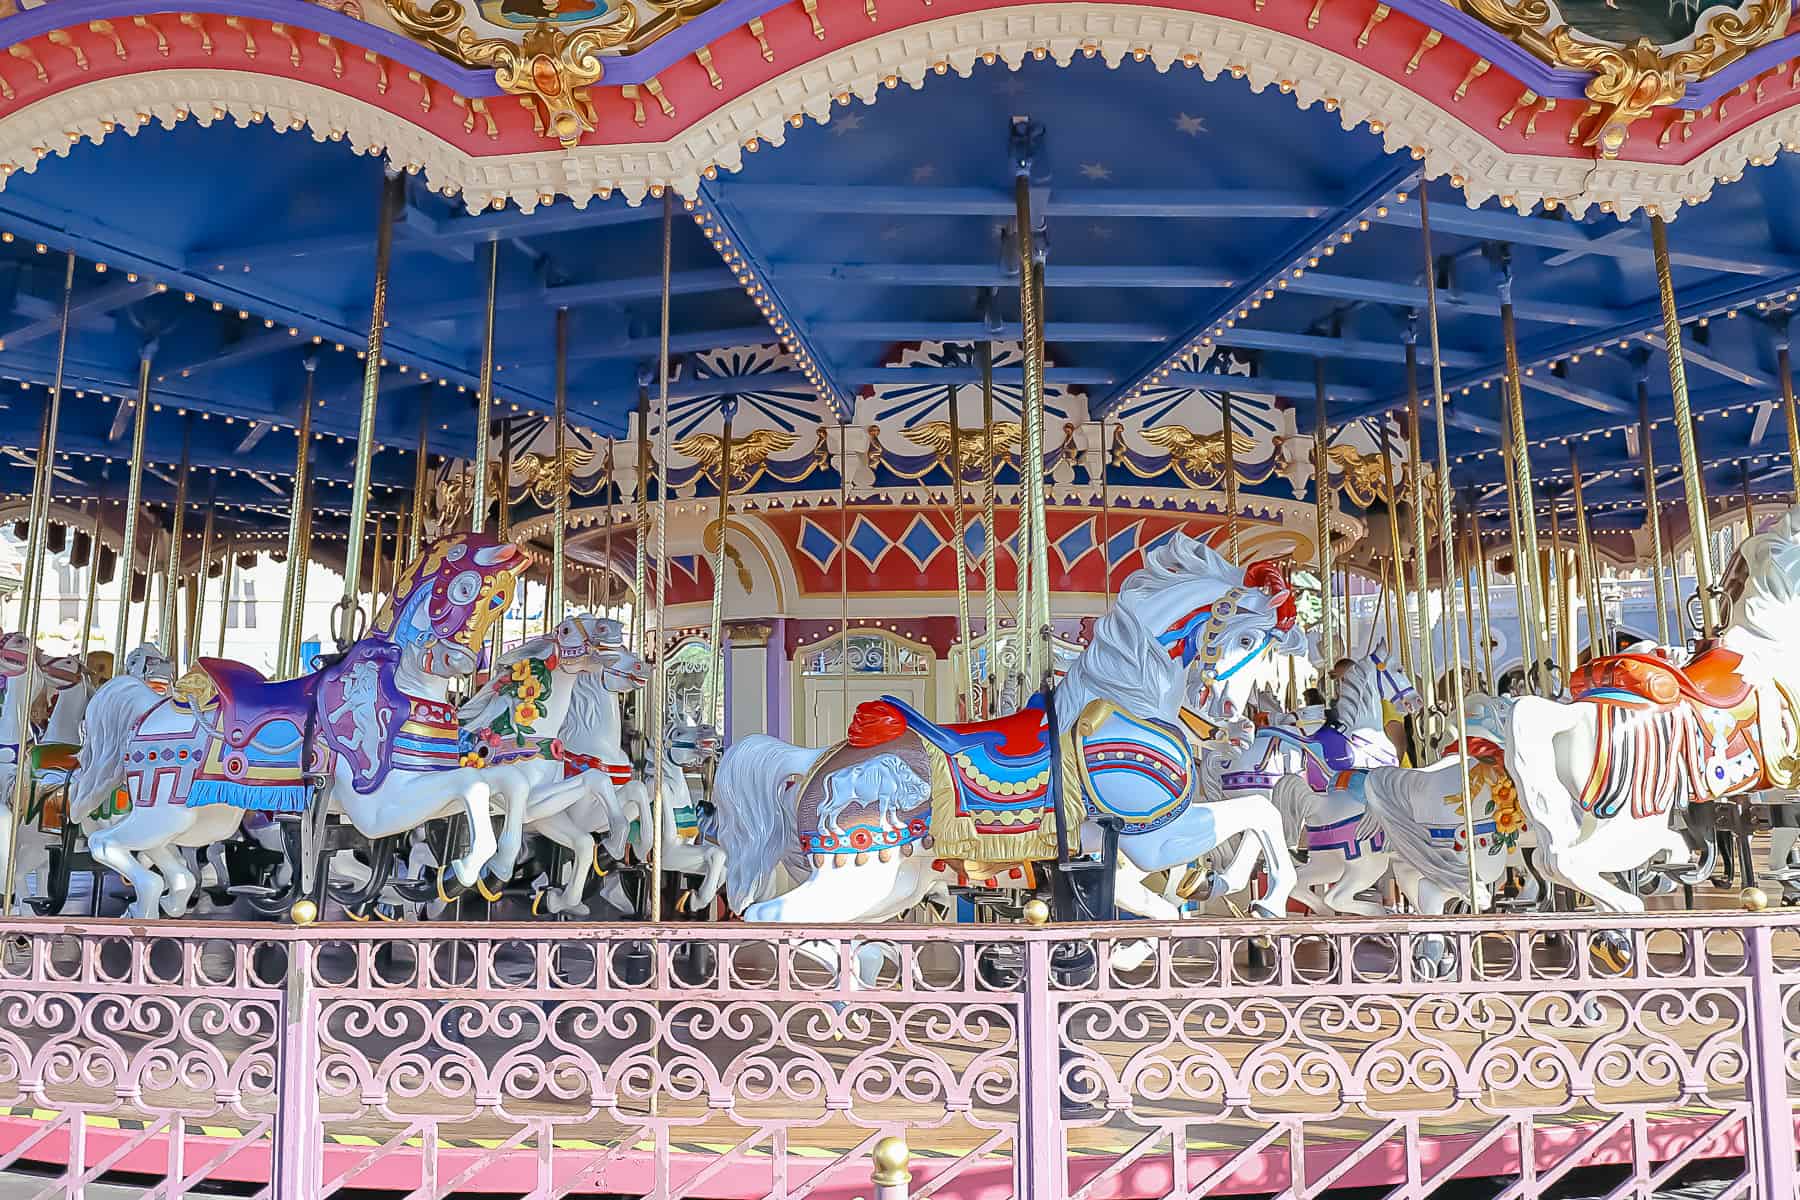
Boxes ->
[0,0,1793,563]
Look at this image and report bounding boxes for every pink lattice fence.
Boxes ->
[0,914,1793,1198]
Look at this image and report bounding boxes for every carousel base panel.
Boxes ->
[0,914,1791,1199]
[0,1106,1772,1197]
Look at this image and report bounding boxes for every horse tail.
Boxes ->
[1270,774,1317,850]
[69,677,163,824]
[714,734,824,912]
[1356,763,1473,898]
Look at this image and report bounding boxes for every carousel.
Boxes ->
[0,0,1794,1195]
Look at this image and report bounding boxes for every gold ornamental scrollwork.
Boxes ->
[386,0,637,149]
[1456,0,1789,156]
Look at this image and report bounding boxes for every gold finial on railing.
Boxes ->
[871,1135,912,1198]
[1022,898,1050,927]
[1741,887,1769,913]
[289,899,319,926]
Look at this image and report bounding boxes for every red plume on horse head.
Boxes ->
[1241,559,1297,631]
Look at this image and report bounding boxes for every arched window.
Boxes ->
[801,632,931,677]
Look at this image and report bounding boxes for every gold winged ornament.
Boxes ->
[1327,443,1392,508]
[514,446,597,508]
[907,420,1024,476]
[1140,425,1257,486]
[674,429,799,489]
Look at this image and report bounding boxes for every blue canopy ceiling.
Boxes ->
[0,52,1794,547]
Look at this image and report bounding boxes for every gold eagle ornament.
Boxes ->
[513,447,597,508]
[674,429,799,489]
[1140,425,1258,485]
[906,421,1024,477]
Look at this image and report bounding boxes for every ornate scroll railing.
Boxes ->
[0,914,1793,1198]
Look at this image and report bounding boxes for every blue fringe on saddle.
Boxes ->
[187,779,310,814]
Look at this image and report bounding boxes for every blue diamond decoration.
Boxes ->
[897,515,944,569]
[847,516,891,568]
[1141,528,1179,560]
[1055,517,1096,569]
[797,518,838,572]
[1105,520,1142,567]
[964,519,987,559]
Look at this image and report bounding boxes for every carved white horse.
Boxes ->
[1506,507,1800,914]
[0,635,98,902]
[1267,655,1406,914]
[616,708,729,916]
[456,614,646,892]
[79,534,521,918]
[715,536,1308,925]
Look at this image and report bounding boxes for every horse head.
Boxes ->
[1720,505,1800,652]
[597,646,650,692]
[0,633,32,681]
[667,709,723,764]
[373,532,523,678]
[547,613,626,666]
[123,644,176,691]
[1369,638,1423,716]
[40,651,87,693]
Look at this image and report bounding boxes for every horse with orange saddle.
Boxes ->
[1507,507,1800,915]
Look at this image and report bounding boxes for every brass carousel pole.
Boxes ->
[1637,377,1673,646]
[1313,359,1336,671]
[1569,445,1605,662]
[336,170,403,649]
[1404,331,1437,712]
[114,352,152,655]
[947,381,974,711]
[77,505,102,657]
[1220,390,1241,563]
[552,308,570,621]
[162,419,191,667]
[1472,506,1494,687]
[139,529,156,646]
[648,191,673,921]
[471,241,499,537]
[190,479,216,665]
[602,438,617,619]
[979,341,1000,716]
[1378,419,1413,680]
[4,249,74,915]
[1416,186,1479,911]
[705,398,735,728]
[1013,126,1052,695]
[408,393,430,561]
[1779,326,1799,505]
[279,360,317,675]
[1498,253,1549,693]
[1651,215,1716,639]
[1459,510,1479,687]
[838,418,851,716]
[367,513,384,614]
[1740,460,1756,543]
[633,383,651,651]
[216,538,235,657]
[1547,503,1568,673]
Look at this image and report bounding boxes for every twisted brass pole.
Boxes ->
[551,307,569,620]
[1651,214,1715,639]
[1637,379,1673,647]
[338,171,402,647]
[162,419,191,667]
[3,249,73,916]
[1499,265,1549,694]
[1404,334,1436,710]
[1780,333,1799,506]
[408,392,430,561]
[1221,390,1240,563]
[648,191,673,921]
[279,361,316,675]
[1569,445,1605,662]
[979,342,999,715]
[704,400,734,727]
[947,381,974,709]
[471,241,499,536]
[1014,166,1051,689]
[113,353,151,655]
[1313,359,1335,670]
[1416,186,1479,912]
[1378,417,1413,680]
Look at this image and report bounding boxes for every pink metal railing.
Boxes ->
[0,913,1792,1198]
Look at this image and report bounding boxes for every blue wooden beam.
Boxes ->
[775,263,1238,289]
[709,183,1334,220]
[1094,158,1418,417]
[1637,331,1773,389]
[1521,375,1633,416]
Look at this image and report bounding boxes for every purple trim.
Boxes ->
[1683,20,1800,107]
[0,0,1598,100]
[767,617,789,741]
[0,0,497,93]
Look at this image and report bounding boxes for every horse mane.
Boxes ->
[1335,656,1383,734]
[1726,505,1800,646]
[1056,532,1235,719]
[562,670,615,745]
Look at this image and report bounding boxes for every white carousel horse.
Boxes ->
[1219,641,1419,912]
[614,708,728,916]
[78,533,522,919]
[456,614,645,895]
[0,636,100,901]
[1506,506,1800,916]
[714,535,1309,926]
